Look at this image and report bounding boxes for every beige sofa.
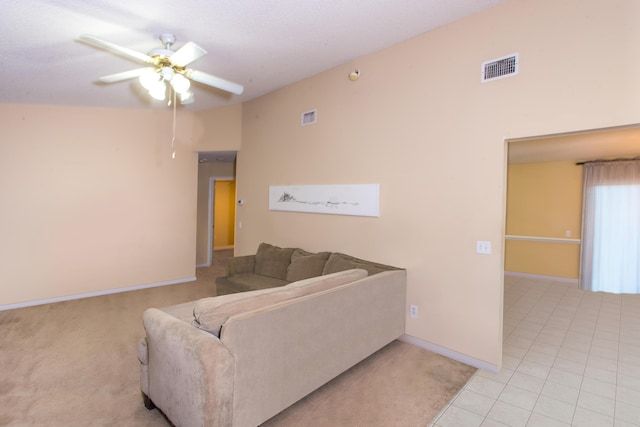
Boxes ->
[138,244,406,427]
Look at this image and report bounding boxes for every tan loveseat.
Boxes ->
[215,242,403,292]
[138,244,406,427]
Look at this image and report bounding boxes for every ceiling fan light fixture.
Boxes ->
[171,74,191,94]
[160,66,175,82]
[139,68,160,90]
[180,90,195,104]
[149,83,166,101]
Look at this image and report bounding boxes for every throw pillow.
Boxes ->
[286,249,331,282]
[254,242,295,280]
[322,252,398,276]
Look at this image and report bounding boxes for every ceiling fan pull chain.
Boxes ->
[171,89,177,159]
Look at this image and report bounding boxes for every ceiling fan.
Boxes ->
[78,33,244,105]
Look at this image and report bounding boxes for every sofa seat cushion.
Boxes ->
[286,249,331,282]
[216,273,289,292]
[322,252,400,276]
[254,243,295,280]
[194,269,368,336]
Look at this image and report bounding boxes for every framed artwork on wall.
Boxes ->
[268,184,380,217]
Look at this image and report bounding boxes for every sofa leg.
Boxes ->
[142,391,156,410]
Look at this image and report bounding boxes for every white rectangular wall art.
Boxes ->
[269,184,380,217]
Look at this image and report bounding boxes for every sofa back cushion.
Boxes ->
[254,243,295,280]
[193,269,368,336]
[322,252,401,276]
[286,249,331,282]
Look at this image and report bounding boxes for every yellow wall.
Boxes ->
[214,180,236,249]
[0,104,198,305]
[505,161,583,278]
[236,0,640,367]
[195,162,236,266]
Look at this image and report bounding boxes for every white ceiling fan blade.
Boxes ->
[186,69,244,95]
[78,34,154,65]
[170,41,207,67]
[97,68,150,83]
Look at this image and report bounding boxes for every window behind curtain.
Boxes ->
[580,160,640,293]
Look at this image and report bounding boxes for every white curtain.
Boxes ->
[580,160,640,293]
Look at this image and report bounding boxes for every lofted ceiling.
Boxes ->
[0,0,504,111]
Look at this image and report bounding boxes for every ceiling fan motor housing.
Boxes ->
[148,48,175,58]
[160,66,175,81]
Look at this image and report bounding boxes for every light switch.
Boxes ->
[476,241,491,254]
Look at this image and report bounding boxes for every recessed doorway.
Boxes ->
[505,124,640,288]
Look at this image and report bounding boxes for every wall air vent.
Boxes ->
[301,109,317,126]
[481,53,519,82]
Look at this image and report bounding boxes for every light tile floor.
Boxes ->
[431,275,640,427]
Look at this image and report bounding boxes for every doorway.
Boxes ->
[199,177,236,267]
[505,124,640,285]
[196,151,237,267]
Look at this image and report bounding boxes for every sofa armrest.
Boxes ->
[226,255,256,275]
[142,308,235,427]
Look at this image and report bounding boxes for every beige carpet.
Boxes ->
[0,250,476,426]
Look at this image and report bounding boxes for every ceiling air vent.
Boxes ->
[481,53,519,82]
[301,109,317,126]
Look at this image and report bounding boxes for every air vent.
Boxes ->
[481,53,519,82]
[301,109,317,126]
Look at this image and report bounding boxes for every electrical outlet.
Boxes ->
[409,304,418,319]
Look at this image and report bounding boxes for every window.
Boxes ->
[581,160,640,293]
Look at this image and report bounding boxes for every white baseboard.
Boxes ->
[504,270,579,285]
[0,276,196,312]
[400,334,499,374]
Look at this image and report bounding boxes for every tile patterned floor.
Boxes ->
[431,275,640,426]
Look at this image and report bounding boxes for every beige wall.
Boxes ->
[0,104,198,306]
[505,161,583,278]
[195,162,236,266]
[193,103,242,151]
[235,0,640,367]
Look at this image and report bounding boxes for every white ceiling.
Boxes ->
[508,126,640,164]
[0,0,504,111]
